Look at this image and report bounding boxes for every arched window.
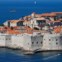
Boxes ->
[49,39,51,41]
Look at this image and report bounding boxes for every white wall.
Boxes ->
[10,23,17,27]
[22,34,32,51]
[42,33,62,50]
[0,35,6,47]
[3,21,8,26]
[11,34,24,48]
[31,35,43,51]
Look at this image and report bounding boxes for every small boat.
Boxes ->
[34,1,37,4]
[10,10,16,13]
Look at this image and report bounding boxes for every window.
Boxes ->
[56,39,58,41]
[49,39,51,41]
[9,38,10,40]
[36,42,38,44]
[6,38,7,40]
[41,42,42,44]
[56,42,58,45]
[32,42,34,44]
[44,39,45,40]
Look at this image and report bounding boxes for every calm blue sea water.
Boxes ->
[0,0,62,62]
[0,0,62,23]
[0,48,62,62]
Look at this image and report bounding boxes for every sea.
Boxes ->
[0,0,62,62]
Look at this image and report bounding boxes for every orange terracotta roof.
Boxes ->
[36,18,45,20]
[9,20,19,23]
[25,20,28,21]
[5,26,34,34]
[7,29,21,34]
[54,27,62,33]
[51,12,62,14]
[24,26,33,34]
[8,19,24,24]
[48,20,61,23]
[23,16,31,20]
[0,27,7,30]
[41,13,56,17]
[53,20,61,23]
[33,14,41,18]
